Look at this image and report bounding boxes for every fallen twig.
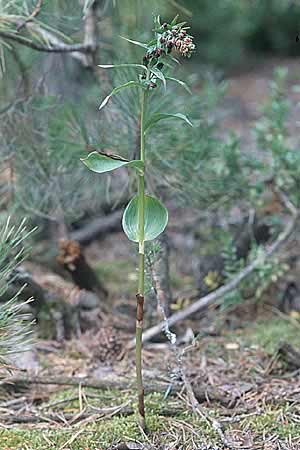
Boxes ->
[0,403,181,424]
[70,209,123,245]
[0,374,232,407]
[182,368,235,449]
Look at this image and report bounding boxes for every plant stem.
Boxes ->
[136,84,148,431]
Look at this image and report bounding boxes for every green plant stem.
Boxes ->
[136,84,148,431]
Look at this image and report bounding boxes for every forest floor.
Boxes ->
[1,314,300,449]
[2,57,300,449]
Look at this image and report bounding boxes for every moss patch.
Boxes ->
[238,318,300,353]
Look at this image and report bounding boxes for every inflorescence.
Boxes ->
[141,18,195,89]
[143,20,195,65]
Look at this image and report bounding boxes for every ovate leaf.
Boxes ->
[99,81,143,111]
[122,195,168,242]
[81,151,144,174]
[145,112,193,132]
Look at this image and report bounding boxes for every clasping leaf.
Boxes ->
[122,195,168,242]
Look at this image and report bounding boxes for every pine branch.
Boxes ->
[0,31,95,54]
[16,0,44,32]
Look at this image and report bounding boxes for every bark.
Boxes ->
[57,239,108,299]
[83,0,103,67]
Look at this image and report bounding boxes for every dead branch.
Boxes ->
[0,409,132,424]
[0,375,232,406]
[182,369,234,448]
[83,0,102,67]
[70,210,122,245]
[0,404,181,424]
[135,205,298,346]
[1,1,104,67]
[0,31,95,55]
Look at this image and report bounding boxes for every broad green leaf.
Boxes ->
[122,195,168,242]
[165,76,192,94]
[150,67,166,90]
[81,151,144,174]
[99,81,143,110]
[98,64,147,71]
[145,112,193,132]
[120,36,148,49]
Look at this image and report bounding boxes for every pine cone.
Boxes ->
[83,327,125,364]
